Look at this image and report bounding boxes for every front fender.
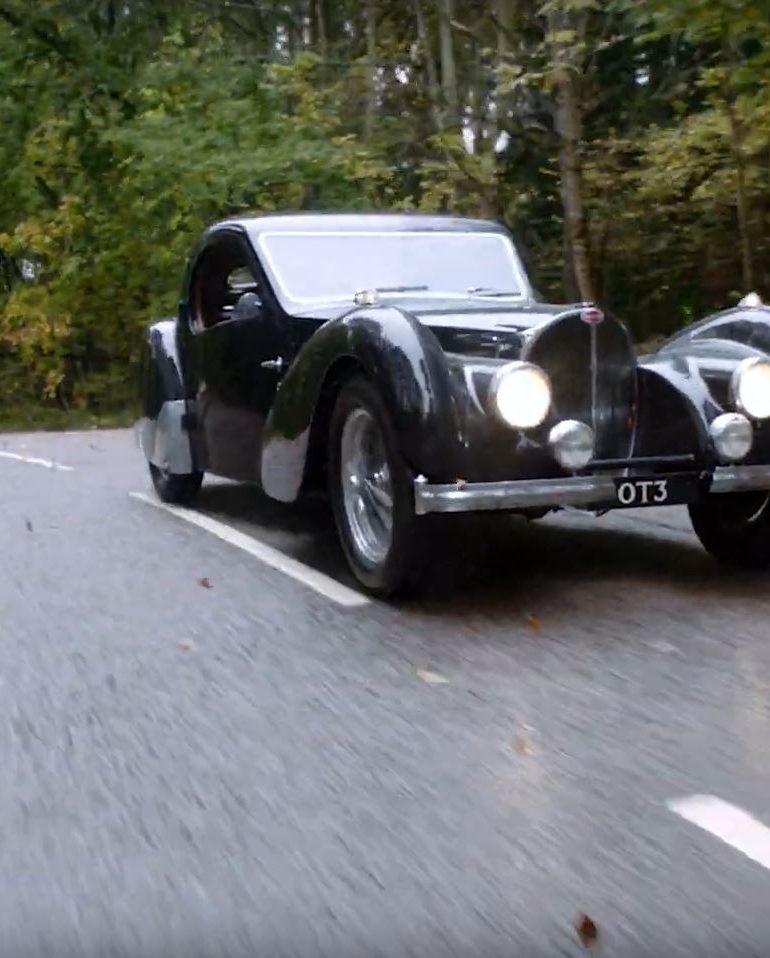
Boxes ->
[260,306,460,502]
[136,319,202,475]
[633,355,723,463]
[644,340,770,464]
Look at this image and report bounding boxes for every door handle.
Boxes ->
[260,357,285,371]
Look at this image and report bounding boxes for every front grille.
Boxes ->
[523,310,638,460]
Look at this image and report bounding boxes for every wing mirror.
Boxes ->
[233,291,263,322]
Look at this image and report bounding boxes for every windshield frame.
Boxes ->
[252,228,533,313]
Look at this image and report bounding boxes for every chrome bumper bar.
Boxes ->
[413,464,770,516]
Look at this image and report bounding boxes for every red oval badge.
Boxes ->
[580,307,604,325]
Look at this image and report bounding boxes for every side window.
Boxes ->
[746,324,770,354]
[692,314,757,346]
[190,234,260,333]
[692,318,736,343]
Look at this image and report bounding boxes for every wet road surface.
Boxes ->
[3,428,770,956]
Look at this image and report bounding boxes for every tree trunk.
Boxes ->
[437,0,459,126]
[364,0,377,141]
[496,0,515,55]
[548,6,596,303]
[554,65,595,302]
[312,0,328,62]
[413,0,442,131]
[724,99,754,292]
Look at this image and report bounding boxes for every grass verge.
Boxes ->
[0,403,139,434]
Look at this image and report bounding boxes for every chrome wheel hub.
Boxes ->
[340,407,394,567]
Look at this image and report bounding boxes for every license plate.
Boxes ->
[613,475,699,508]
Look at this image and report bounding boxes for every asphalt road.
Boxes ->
[3,428,770,956]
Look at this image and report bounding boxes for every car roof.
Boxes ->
[663,304,770,346]
[213,211,509,237]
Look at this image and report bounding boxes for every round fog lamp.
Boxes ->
[491,362,552,430]
[732,357,770,420]
[709,412,753,462]
[548,419,595,471]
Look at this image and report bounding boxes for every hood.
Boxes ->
[295,296,572,360]
[409,299,570,358]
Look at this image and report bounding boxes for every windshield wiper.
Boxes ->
[371,285,430,293]
[467,287,522,298]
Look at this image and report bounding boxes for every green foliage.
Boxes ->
[0,0,768,417]
[0,12,386,411]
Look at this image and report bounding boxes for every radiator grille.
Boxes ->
[524,311,638,461]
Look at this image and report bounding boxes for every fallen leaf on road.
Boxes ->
[415,668,449,685]
[178,641,193,651]
[24,519,33,532]
[576,913,598,948]
[455,478,467,489]
[197,577,212,589]
[525,613,541,632]
[514,732,532,755]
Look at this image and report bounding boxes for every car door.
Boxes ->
[188,228,290,482]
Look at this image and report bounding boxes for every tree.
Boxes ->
[543,0,597,302]
[1,0,768,414]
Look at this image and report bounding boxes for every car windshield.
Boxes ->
[254,230,525,304]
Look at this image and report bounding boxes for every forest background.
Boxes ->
[0,0,768,427]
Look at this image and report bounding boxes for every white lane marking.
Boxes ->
[668,794,770,871]
[0,451,73,471]
[129,491,369,609]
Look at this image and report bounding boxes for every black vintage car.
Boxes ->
[137,212,770,597]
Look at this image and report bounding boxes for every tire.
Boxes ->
[689,490,770,570]
[149,462,203,506]
[327,376,429,598]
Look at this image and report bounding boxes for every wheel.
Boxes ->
[327,376,429,597]
[689,490,770,569]
[148,462,203,505]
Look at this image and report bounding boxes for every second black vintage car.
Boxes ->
[137,212,770,597]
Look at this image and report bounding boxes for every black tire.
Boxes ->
[327,376,429,598]
[149,462,203,505]
[689,490,770,570]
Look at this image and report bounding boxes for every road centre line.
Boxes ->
[129,491,370,609]
[668,795,770,872]
[0,451,74,471]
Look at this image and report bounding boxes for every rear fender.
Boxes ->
[260,306,460,502]
[136,319,203,475]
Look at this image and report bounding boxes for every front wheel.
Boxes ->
[689,491,770,570]
[328,376,429,598]
[148,462,203,505]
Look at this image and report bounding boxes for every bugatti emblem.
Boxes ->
[580,307,604,325]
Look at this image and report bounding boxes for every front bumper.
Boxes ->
[413,464,770,516]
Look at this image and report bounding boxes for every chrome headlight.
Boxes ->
[709,412,753,462]
[548,420,595,470]
[489,362,551,429]
[732,357,770,420]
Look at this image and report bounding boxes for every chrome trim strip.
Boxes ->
[710,464,770,493]
[589,321,598,438]
[413,464,770,515]
[413,474,618,515]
